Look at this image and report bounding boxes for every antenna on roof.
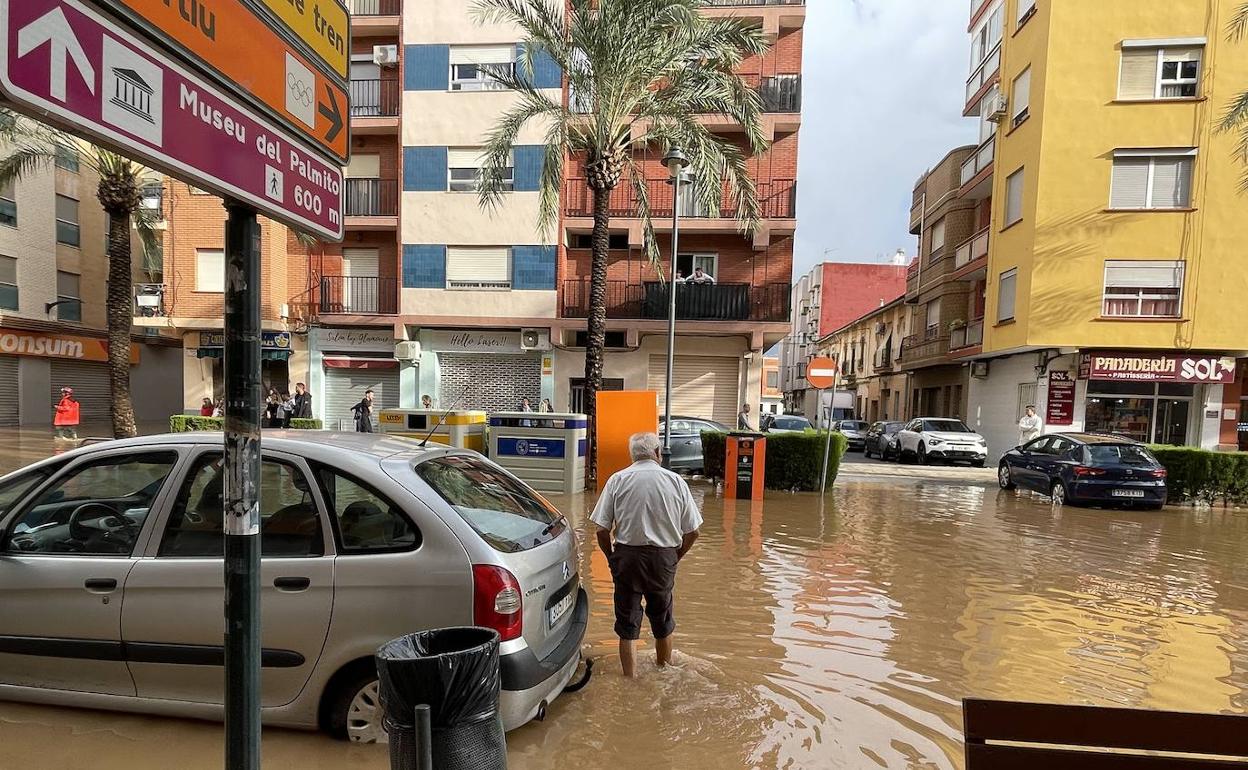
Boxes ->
[418,390,466,448]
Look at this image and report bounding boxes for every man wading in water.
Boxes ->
[591,432,702,677]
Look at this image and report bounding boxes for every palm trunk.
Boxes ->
[106,208,137,438]
[584,182,613,485]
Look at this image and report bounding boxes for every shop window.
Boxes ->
[1085,381,1194,445]
[1103,260,1183,318]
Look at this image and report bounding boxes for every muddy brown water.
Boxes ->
[1,433,1247,768]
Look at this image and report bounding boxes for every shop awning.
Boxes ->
[323,357,397,369]
[197,349,291,361]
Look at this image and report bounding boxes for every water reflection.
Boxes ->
[0,434,1245,768]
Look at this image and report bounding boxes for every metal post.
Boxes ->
[661,175,682,468]
[223,201,262,770]
[819,373,838,497]
[414,704,433,770]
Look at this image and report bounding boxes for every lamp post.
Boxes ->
[661,146,690,469]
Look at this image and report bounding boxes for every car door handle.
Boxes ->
[273,576,311,592]
[84,578,117,592]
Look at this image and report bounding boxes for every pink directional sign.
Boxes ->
[0,0,343,240]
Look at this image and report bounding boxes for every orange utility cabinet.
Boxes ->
[725,433,766,500]
[596,391,660,492]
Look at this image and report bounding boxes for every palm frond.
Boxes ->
[1230,2,1248,40]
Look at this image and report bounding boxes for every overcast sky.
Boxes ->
[792,0,977,275]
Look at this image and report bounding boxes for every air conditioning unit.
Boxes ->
[373,45,399,66]
[520,328,551,352]
[395,341,421,361]
[985,92,1009,123]
[970,360,990,379]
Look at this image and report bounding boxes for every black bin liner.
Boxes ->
[376,627,507,770]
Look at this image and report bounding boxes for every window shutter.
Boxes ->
[1163,47,1202,64]
[446,148,485,168]
[342,248,379,278]
[196,249,224,292]
[402,244,446,288]
[449,45,514,65]
[1005,169,1024,223]
[1013,68,1031,117]
[926,297,942,328]
[57,271,79,297]
[345,153,380,179]
[1017,0,1036,22]
[403,45,450,91]
[403,147,448,191]
[55,195,78,223]
[517,42,562,89]
[512,146,544,191]
[446,247,511,284]
[997,270,1017,322]
[1110,158,1150,208]
[931,218,946,251]
[1104,260,1184,288]
[1119,48,1158,99]
[512,245,556,290]
[1150,157,1191,208]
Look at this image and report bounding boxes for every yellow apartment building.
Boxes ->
[962,0,1248,456]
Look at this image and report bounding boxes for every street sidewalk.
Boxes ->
[838,451,998,485]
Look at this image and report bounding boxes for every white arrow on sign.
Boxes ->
[17,8,94,102]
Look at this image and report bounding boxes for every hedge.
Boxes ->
[1148,446,1248,506]
[169,416,323,432]
[701,430,847,492]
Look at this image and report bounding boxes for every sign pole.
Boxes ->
[222,201,262,770]
[819,372,839,497]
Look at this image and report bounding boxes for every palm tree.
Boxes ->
[0,111,161,439]
[473,0,770,480]
[1222,5,1248,190]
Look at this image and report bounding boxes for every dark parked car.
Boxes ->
[998,433,1168,509]
[659,416,729,473]
[863,421,904,460]
[834,420,870,451]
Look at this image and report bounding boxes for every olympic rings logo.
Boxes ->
[287,74,314,107]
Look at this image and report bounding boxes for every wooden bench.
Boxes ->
[963,699,1248,768]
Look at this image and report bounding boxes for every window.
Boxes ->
[446,246,511,290]
[676,253,717,279]
[997,268,1017,322]
[766,370,779,389]
[313,465,420,552]
[1103,260,1184,318]
[195,248,224,292]
[572,233,628,249]
[415,455,564,553]
[159,454,324,558]
[56,271,80,322]
[1016,0,1036,26]
[0,180,13,227]
[925,297,942,337]
[448,148,513,192]
[449,45,514,91]
[4,452,178,556]
[1119,43,1203,100]
[139,184,163,219]
[0,465,60,520]
[1110,151,1194,209]
[1004,168,1024,225]
[54,144,80,172]
[0,255,16,310]
[1012,67,1031,127]
[978,85,1000,143]
[970,3,1004,67]
[930,218,946,252]
[55,195,79,247]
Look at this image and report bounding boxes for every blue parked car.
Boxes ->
[998,433,1168,509]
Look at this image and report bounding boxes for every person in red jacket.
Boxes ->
[54,386,80,440]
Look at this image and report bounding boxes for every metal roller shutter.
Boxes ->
[323,367,400,431]
[647,355,741,424]
[50,360,111,423]
[438,353,541,413]
[0,356,17,427]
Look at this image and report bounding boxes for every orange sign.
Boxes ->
[113,0,349,164]
[0,328,140,364]
[805,357,838,390]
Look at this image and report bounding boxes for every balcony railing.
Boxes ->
[960,135,995,186]
[950,319,984,350]
[562,178,796,219]
[704,0,804,5]
[966,46,1000,103]
[954,227,990,270]
[900,332,951,364]
[133,283,166,318]
[758,76,801,112]
[320,276,398,315]
[344,178,398,217]
[349,79,400,117]
[349,0,399,15]
[561,280,790,322]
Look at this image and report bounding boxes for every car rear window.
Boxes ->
[415,455,564,553]
[841,421,868,430]
[774,417,811,430]
[1087,444,1157,465]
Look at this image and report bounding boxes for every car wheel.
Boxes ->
[328,669,385,743]
[917,444,928,465]
[1050,480,1068,506]
[998,463,1016,490]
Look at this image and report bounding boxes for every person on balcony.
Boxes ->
[687,266,716,285]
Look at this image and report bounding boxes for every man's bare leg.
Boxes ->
[619,639,636,678]
[656,635,673,667]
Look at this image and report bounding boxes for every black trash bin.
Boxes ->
[376,627,507,770]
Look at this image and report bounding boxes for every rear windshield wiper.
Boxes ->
[541,517,565,536]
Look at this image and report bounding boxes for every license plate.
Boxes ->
[549,593,574,627]
[1112,489,1146,498]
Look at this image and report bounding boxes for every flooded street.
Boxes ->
[1,434,1247,768]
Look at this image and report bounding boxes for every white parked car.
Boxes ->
[895,418,988,467]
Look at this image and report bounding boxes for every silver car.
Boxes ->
[0,432,587,742]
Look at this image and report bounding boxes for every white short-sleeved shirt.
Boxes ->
[590,460,703,548]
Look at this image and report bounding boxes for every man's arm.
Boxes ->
[677,529,699,561]
[595,526,614,559]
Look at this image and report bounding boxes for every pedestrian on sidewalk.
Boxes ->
[53,386,80,440]
[591,432,702,678]
[737,403,753,431]
[265,388,282,428]
[199,397,215,417]
[1019,405,1043,445]
[291,383,313,420]
[519,396,534,427]
[351,389,375,433]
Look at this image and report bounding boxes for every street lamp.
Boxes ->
[661,145,690,469]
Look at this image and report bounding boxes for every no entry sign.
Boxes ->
[806,357,838,390]
[0,0,344,239]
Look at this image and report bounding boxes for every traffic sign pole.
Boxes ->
[804,356,839,497]
[820,371,838,497]
[222,201,262,770]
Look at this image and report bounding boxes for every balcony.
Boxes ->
[350,0,399,35]
[873,347,896,372]
[349,79,400,132]
[758,76,801,112]
[952,226,990,279]
[319,276,398,315]
[965,46,1000,112]
[702,0,805,39]
[899,330,951,369]
[132,283,166,325]
[561,280,790,323]
[949,319,984,355]
[344,178,398,228]
[562,177,796,221]
[959,135,995,198]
